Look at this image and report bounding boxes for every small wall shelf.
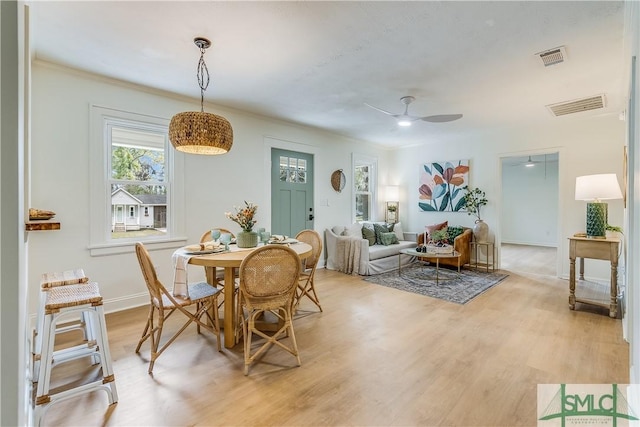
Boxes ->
[25,221,60,231]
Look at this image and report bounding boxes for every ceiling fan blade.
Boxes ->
[364,103,396,116]
[420,114,463,123]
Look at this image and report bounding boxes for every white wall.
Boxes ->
[391,119,625,280]
[501,159,559,246]
[28,62,389,316]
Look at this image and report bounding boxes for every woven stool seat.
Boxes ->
[45,282,102,313]
[40,269,89,289]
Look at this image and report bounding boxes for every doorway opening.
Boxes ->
[500,152,560,276]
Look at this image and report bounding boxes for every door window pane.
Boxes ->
[278,155,308,183]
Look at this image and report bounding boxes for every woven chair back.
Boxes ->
[135,242,164,304]
[295,229,322,269]
[239,245,301,309]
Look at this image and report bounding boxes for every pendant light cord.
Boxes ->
[197,45,210,113]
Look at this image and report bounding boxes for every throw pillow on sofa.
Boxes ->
[380,231,399,246]
[361,224,376,246]
[345,222,362,237]
[425,220,448,242]
[448,225,465,242]
[392,222,404,241]
[373,223,391,245]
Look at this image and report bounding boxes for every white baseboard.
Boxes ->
[103,292,149,314]
[28,292,149,327]
[501,239,557,247]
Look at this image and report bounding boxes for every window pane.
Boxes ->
[110,184,167,239]
[355,165,369,191]
[111,144,165,182]
[355,194,370,221]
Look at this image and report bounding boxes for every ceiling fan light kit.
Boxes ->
[169,37,233,155]
[365,95,463,127]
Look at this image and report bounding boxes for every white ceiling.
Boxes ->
[29,1,626,148]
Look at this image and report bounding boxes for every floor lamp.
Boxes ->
[575,174,622,238]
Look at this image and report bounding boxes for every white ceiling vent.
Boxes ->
[535,46,567,67]
[546,94,606,117]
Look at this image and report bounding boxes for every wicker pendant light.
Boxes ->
[169,37,233,155]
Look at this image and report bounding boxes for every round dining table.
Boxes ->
[188,242,312,348]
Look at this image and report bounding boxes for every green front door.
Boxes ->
[271,148,314,237]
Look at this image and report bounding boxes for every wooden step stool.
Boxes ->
[33,282,118,426]
[32,269,96,383]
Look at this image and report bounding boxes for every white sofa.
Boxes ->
[325,222,418,275]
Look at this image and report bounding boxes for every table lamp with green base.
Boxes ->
[575,173,623,239]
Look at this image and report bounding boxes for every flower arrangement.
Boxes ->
[225,201,258,232]
[462,186,488,221]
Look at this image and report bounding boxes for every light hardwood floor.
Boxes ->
[501,243,558,277]
[39,267,628,426]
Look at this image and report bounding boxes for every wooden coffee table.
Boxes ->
[399,247,461,284]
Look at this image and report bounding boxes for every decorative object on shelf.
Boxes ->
[168,37,233,155]
[29,208,56,221]
[462,186,489,242]
[331,169,346,193]
[418,160,469,212]
[226,201,259,248]
[385,185,399,223]
[575,174,622,239]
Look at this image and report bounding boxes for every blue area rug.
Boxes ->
[363,262,508,304]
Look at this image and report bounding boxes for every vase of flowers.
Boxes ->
[226,201,259,248]
[462,186,489,243]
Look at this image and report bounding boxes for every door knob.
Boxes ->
[308,214,314,220]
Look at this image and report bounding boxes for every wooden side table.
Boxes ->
[568,236,620,318]
[470,241,495,272]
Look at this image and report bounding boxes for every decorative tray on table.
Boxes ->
[183,244,226,255]
[425,244,454,254]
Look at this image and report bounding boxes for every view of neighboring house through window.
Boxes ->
[353,154,377,222]
[109,124,168,240]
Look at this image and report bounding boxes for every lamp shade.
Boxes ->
[575,174,622,201]
[169,111,233,155]
[386,185,400,202]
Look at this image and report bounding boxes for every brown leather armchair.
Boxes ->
[417,228,473,268]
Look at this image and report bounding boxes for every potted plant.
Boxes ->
[430,228,449,247]
[606,224,623,239]
[462,186,489,242]
[226,201,259,247]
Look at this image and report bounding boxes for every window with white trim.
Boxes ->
[89,106,185,256]
[353,154,377,222]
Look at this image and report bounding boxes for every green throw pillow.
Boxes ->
[380,232,399,246]
[373,223,390,245]
[448,226,465,242]
[361,225,376,246]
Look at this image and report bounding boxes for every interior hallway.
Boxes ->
[501,243,557,277]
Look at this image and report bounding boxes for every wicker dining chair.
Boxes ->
[237,245,302,375]
[293,229,323,312]
[134,242,221,374]
[200,228,238,306]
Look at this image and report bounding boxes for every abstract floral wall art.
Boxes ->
[418,160,469,212]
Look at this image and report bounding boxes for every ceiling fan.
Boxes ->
[364,96,463,127]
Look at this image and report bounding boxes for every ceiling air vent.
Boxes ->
[546,94,606,117]
[535,46,567,67]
